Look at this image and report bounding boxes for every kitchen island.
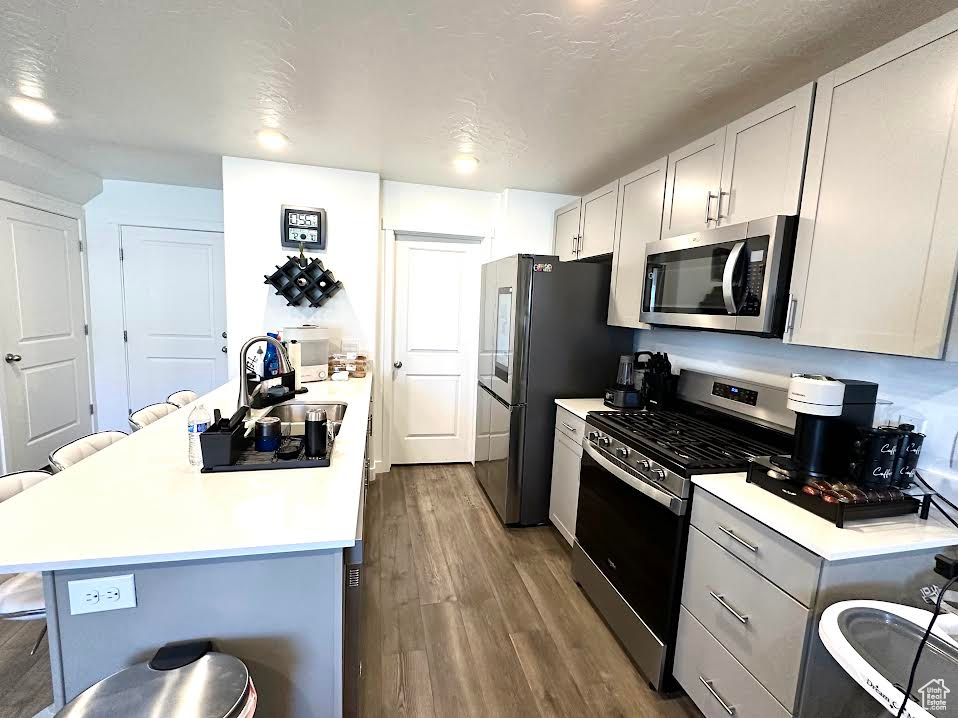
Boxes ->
[0,376,372,718]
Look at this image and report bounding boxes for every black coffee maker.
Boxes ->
[769,373,878,478]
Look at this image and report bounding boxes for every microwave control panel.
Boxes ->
[281,205,327,250]
[741,247,766,316]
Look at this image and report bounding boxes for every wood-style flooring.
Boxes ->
[361,464,702,718]
[0,575,51,718]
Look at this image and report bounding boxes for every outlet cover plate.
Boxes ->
[67,574,136,615]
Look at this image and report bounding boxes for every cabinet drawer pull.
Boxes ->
[716,190,729,220]
[699,676,736,715]
[709,591,749,624]
[718,525,758,553]
[561,421,579,434]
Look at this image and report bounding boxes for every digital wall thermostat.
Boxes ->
[281,205,327,250]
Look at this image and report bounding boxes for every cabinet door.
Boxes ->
[578,179,619,259]
[608,157,667,328]
[549,429,582,546]
[719,82,814,225]
[662,128,726,238]
[789,16,958,358]
[553,200,581,262]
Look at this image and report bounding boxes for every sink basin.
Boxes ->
[265,402,347,423]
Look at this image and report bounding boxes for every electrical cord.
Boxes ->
[895,574,958,718]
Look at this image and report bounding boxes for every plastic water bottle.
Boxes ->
[187,404,211,468]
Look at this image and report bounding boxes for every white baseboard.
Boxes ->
[33,705,55,718]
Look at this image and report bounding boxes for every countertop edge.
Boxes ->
[692,473,958,562]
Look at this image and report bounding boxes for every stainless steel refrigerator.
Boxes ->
[474,254,633,525]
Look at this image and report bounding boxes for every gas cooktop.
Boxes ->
[589,409,786,475]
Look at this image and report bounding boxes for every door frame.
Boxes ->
[0,187,93,474]
[117,225,228,415]
[379,229,484,473]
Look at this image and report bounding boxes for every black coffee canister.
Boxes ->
[305,409,328,459]
[892,423,925,489]
[849,426,901,488]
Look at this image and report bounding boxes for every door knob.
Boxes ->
[221,346,228,353]
[393,361,403,369]
[222,331,228,339]
[4,353,22,363]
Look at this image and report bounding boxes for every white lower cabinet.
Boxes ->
[675,608,791,718]
[549,408,584,545]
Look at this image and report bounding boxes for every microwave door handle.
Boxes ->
[722,241,746,314]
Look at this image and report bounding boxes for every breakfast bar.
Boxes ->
[0,376,372,718]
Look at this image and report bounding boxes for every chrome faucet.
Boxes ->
[238,335,293,409]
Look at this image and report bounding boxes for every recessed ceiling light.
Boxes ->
[256,128,289,151]
[453,155,479,174]
[8,96,56,124]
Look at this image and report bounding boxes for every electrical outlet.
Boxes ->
[68,575,136,615]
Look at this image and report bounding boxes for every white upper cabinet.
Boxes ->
[553,199,581,262]
[661,128,726,239]
[719,83,814,225]
[788,14,958,358]
[578,179,619,259]
[608,157,667,328]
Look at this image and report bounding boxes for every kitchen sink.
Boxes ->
[265,402,347,423]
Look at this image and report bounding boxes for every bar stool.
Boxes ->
[167,389,198,408]
[0,470,52,655]
[129,402,179,432]
[49,431,128,473]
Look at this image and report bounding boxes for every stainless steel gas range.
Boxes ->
[571,369,794,692]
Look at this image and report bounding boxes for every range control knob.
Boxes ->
[638,459,651,471]
[651,468,667,482]
[617,447,630,459]
[587,431,600,442]
[599,436,612,447]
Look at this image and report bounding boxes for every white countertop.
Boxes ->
[693,473,958,561]
[0,376,372,573]
[555,398,614,420]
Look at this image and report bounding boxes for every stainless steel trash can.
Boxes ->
[56,641,257,717]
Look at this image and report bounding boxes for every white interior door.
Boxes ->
[0,200,92,471]
[391,237,480,464]
[120,226,227,412]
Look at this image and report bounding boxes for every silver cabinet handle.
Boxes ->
[561,421,578,433]
[785,293,798,335]
[710,591,749,624]
[4,353,22,363]
[699,676,736,715]
[718,525,758,553]
[571,235,576,256]
[705,191,717,223]
[716,190,729,221]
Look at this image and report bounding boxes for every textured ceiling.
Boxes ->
[0,0,955,193]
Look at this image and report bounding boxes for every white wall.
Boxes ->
[490,188,577,261]
[85,180,224,430]
[636,328,958,501]
[381,180,499,238]
[222,157,380,363]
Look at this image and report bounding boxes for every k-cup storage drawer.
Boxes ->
[691,489,821,606]
[682,527,810,711]
[676,607,791,718]
[555,406,586,446]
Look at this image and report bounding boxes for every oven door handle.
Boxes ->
[722,240,746,315]
[583,441,687,516]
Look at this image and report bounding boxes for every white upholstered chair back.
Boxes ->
[129,402,179,432]
[49,431,128,472]
[0,470,51,503]
[167,389,198,408]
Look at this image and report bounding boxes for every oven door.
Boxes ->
[640,215,793,335]
[575,441,689,650]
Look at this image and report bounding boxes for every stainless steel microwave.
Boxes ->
[640,215,797,337]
